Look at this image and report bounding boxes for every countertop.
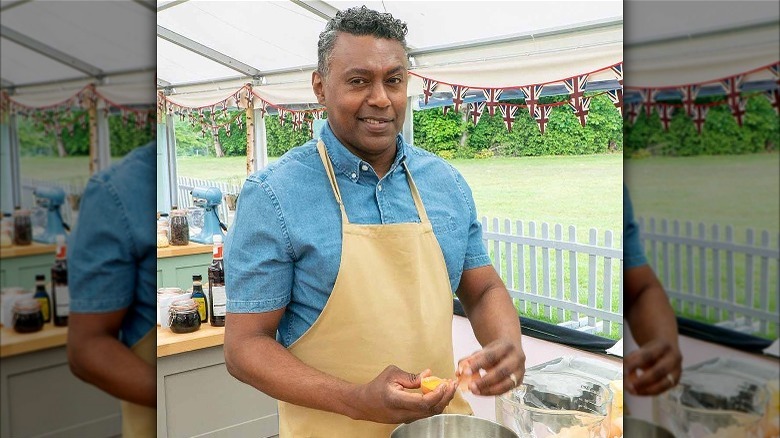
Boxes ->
[157,242,212,259]
[0,242,57,259]
[0,323,68,358]
[157,323,225,357]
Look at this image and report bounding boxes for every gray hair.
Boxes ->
[317,6,408,77]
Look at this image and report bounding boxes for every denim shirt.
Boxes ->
[624,185,648,269]
[225,123,491,347]
[68,143,156,348]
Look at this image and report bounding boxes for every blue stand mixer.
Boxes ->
[33,186,69,244]
[189,186,227,244]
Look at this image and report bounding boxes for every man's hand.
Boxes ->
[624,338,682,396]
[353,366,457,424]
[456,339,525,396]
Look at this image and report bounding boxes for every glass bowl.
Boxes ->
[497,371,612,438]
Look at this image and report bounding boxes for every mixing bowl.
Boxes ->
[391,414,519,438]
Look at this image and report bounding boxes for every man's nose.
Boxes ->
[367,82,391,108]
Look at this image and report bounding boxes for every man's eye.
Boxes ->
[387,77,402,84]
[350,78,367,85]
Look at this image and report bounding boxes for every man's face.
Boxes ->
[313,33,408,161]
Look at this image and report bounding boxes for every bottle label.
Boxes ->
[37,297,50,322]
[195,297,207,321]
[56,245,67,259]
[211,286,226,317]
[213,245,223,259]
[55,286,70,316]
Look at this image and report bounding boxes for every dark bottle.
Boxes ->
[208,235,226,327]
[191,274,208,323]
[33,274,51,323]
[51,235,69,326]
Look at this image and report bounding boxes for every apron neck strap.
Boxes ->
[316,139,430,225]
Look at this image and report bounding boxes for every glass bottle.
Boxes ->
[51,235,69,326]
[170,209,189,246]
[208,235,226,327]
[12,207,32,246]
[190,274,208,323]
[33,274,51,323]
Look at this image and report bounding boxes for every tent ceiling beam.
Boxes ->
[0,0,30,12]
[157,0,188,13]
[625,18,778,47]
[0,25,104,78]
[132,0,156,13]
[157,78,172,88]
[1,78,14,88]
[157,25,263,78]
[288,0,339,21]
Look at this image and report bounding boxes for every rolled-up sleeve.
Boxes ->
[624,185,648,269]
[225,177,295,313]
[451,168,491,271]
[69,176,135,312]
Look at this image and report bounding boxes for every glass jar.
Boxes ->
[168,298,201,334]
[157,225,170,248]
[169,209,189,246]
[12,209,32,246]
[12,298,44,333]
[1,214,13,247]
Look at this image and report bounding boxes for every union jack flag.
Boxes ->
[769,63,779,85]
[450,85,469,112]
[658,104,674,131]
[277,108,286,126]
[610,63,623,87]
[692,105,708,134]
[680,85,700,118]
[626,102,640,125]
[482,89,503,116]
[565,74,590,127]
[258,99,269,117]
[292,111,303,130]
[607,89,623,116]
[638,88,658,119]
[534,105,552,135]
[766,89,779,115]
[499,104,518,132]
[422,78,438,105]
[720,75,745,125]
[520,84,544,119]
[312,109,324,120]
[470,101,486,125]
[442,105,452,116]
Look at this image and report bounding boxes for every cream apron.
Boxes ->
[277,141,472,438]
[120,328,156,437]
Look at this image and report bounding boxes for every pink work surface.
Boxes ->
[623,329,779,425]
[451,314,623,421]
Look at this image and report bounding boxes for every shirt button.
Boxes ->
[361,164,369,171]
[377,184,383,191]
[351,172,357,179]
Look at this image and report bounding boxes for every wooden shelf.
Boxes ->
[0,323,68,358]
[157,242,212,259]
[0,243,57,259]
[157,323,225,357]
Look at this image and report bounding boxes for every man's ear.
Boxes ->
[312,71,326,106]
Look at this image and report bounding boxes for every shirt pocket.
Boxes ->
[430,215,457,234]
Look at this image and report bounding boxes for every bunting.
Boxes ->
[658,104,674,131]
[533,105,552,135]
[564,74,590,126]
[720,75,745,127]
[482,89,503,116]
[692,105,708,134]
[520,84,544,120]
[450,84,469,112]
[499,104,518,132]
[610,63,623,87]
[626,102,640,125]
[277,108,287,126]
[638,88,658,119]
[767,89,779,115]
[442,105,451,116]
[680,85,700,118]
[469,101,486,125]
[607,89,623,116]
[422,78,438,105]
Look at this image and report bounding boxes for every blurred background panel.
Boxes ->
[1,1,155,437]
[623,1,779,436]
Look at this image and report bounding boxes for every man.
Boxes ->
[623,185,683,395]
[67,142,156,437]
[224,6,524,437]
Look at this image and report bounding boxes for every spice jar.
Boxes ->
[168,298,201,334]
[169,209,189,246]
[157,224,170,248]
[12,298,44,333]
[1,214,12,247]
[12,208,32,246]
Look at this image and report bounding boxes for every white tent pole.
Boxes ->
[253,108,268,172]
[0,112,21,212]
[165,112,179,208]
[156,122,171,213]
[87,91,99,175]
[402,96,414,145]
[96,104,111,171]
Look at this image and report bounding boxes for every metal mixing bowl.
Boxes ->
[391,414,519,438]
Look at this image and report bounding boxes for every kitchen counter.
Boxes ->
[157,242,212,259]
[0,323,67,358]
[157,323,224,357]
[0,242,56,259]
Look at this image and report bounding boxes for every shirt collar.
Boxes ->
[320,121,407,183]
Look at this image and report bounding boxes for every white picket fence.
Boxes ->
[176,176,242,226]
[637,217,779,338]
[481,218,624,338]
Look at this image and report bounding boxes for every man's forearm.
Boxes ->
[224,333,363,419]
[626,282,679,347]
[461,286,522,346]
[68,335,155,407]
